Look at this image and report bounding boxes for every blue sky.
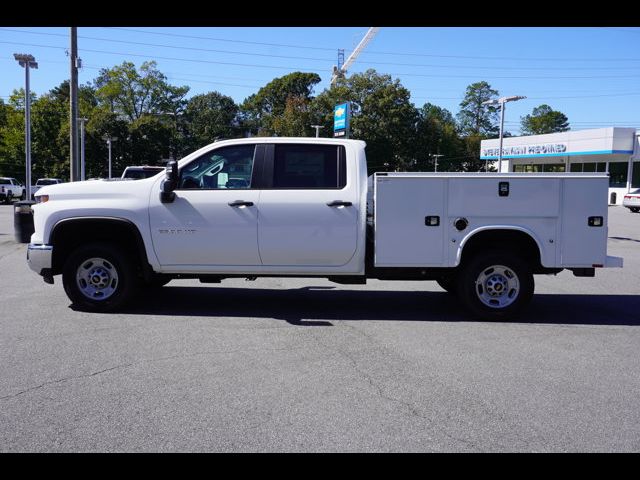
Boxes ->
[1,26,639,135]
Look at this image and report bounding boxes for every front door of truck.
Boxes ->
[149,144,262,268]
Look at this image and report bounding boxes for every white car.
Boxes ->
[623,189,640,213]
[121,166,165,180]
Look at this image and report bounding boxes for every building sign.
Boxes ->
[482,143,568,158]
[334,102,350,138]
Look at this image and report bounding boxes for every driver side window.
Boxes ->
[179,144,256,190]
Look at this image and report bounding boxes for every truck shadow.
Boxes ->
[124,286,640,327]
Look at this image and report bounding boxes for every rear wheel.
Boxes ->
[62,242,138,312]
[456,251,533,320]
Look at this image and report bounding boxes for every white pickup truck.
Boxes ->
[0,177,26,203]
[27,138,623,319]
[31,178,63,199]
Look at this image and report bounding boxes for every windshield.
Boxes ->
[37,179,59,185]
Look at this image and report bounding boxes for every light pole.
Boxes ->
[105,137,117,179]
[482,95,526,173]
[78,117,88,180]
[14,53,38,200]
[310,125,324,138]
[430,154,444,172]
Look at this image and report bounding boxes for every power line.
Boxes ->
[6,28,640,73]
[104,27,640,63]
[6,40,640,81]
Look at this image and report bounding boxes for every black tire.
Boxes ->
[436,276,457,295]
[630,207,639,213]
[456,251,534,321]
[62,242,138,312]
[21,190,26,201]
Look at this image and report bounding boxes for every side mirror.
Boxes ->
[160,160,178,203]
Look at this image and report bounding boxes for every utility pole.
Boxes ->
[13,53,37,200]
[78,117,88,180]
[70,27,80,182]
[310,125,324,138]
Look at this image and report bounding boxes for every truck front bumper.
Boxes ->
[27,243,53,277]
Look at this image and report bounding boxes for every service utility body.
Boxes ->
[26,138,623,320]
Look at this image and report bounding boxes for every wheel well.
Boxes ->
[50,218,151,278]
[460,229,544,272]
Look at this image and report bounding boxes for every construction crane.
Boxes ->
[331,27,380,86]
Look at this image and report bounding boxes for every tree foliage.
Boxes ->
[520,104,570,135]
[312,69,418,172]
[0,60,531,183]
[94,61,189,122]
[240,72,320,135]
[184,92,239,150]
[457,81,499,137]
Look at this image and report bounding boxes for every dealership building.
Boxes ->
[480,127,640,204]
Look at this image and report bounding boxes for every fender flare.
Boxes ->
[49,216,155,279]
[454,225,546,267]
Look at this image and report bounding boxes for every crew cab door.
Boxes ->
[257,143,359,266]
[149,144,262,267]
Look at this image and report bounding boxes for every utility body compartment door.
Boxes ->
[374,175,446,266]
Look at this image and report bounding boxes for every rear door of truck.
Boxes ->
[257,143,359,267]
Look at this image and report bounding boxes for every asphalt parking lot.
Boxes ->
[0,203,639,452]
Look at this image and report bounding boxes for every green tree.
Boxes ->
[184,91,239,151]
[414,103,466,172]
[240,72,321,135]
[311,69,419,173]
[271,95,312,137]
[457,81,499,136]
[94,61,189,122]
[520,104,570,135]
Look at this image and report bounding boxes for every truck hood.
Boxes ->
[36,177,158,201]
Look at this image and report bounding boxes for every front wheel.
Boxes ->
[62,242,138,312]
[456,252,534,321]
[630,207,639,213]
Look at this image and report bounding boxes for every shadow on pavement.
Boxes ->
[119,285,640,327]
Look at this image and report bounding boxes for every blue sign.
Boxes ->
[334,102,349,132]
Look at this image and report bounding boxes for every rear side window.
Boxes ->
[273,144,346,189]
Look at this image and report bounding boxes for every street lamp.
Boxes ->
[482,95,526,173]
[104,136,117,179]
[14,53,38,200]
[430,154,444,172]
[310,125,324,138]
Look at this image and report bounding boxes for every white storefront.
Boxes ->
[480,127,640,204]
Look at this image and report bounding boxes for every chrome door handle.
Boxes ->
[326,200,352,207]
[228,200,254,207]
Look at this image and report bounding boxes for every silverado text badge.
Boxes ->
[158,229,196,234]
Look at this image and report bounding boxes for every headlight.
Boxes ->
[35,194,49,204]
